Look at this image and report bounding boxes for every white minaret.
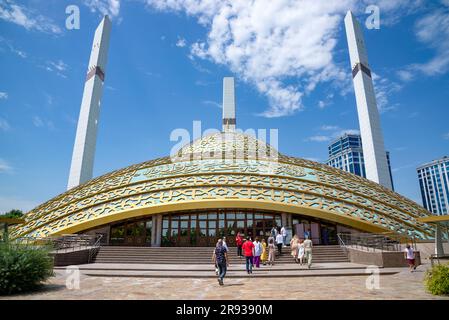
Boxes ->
[67,16,112,190]
[222,77,236,132]
[344,11,392,190]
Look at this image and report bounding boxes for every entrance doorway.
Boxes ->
[161,209,282,247]
[110,220,152,246]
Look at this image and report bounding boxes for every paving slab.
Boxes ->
[2,264,448,300]
[54,262,368,272]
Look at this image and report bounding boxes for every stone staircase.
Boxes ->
[92,245,350,264]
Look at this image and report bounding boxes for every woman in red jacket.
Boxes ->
[235,231,244,258]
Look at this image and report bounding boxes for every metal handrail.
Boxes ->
[336,232,416,252]
[88,234,103,263]
[10,234,101,253]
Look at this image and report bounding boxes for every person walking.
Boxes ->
[404,244,417,272]
[303,236,313,269]
[290,235,299,263]
[271,226,278,239]
[213,240,219,275]
[275,232,284,255]
[235,232,244,258]
[267,234,274,247]
[281,226,288,247]
[242,236,255,274]
[268,238,276,266]
[261,238,268,265]
[253,237,263,268]
[212,239,229,286]
[297,239,305,266]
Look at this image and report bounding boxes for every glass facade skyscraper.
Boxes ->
[417,156,449,215]
[326,134,394,190]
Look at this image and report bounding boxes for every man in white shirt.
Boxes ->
[275,233,284,255]
[281,226,287,247]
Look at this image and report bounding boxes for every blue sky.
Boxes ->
[0,0,448,213]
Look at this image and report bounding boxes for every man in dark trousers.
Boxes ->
[212,239,229,285]
[242,236,255,274]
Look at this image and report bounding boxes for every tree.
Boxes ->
[1,209,24,218]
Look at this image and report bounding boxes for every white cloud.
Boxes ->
[365,0,424,26]
[443,132,449,140]
[145,0,423,118]
[306,126,360,143]
[0,91,7,99]
[320,125,339,131]
[176,37,187,47]
[0,117,10,131]
[45,60,69,78]
[304,157,322,162]
[32,116,54,130]
[147,0,357,117]
[318,101,326,109]
[0,158,13,174]
[307,135,332,142]
[202,100,222,108]
[372,72,402,113]
[195,80,214,86]
[84,0,121,18]
[32,116,44,127]
[0,1,62,34]
[317,93,335,110]
[398,2,449,80]
[0,36,27,58]
[396,69,413,82]
[392,162,420,173]
[336,129,360,136]
[48,60,68,72]
[408,111,420,118]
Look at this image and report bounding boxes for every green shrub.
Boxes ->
[1,209,24,218]
[0,242,54,295]
[424,263,449,296]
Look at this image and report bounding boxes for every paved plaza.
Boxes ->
[1,263,448,300]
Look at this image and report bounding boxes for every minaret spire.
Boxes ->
[222,77,236,132]
[67,16,112,190]
[344,11,392,190]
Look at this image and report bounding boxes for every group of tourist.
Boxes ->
[212,228,421,286]
[289,235,313,267]
[212,228,314,286]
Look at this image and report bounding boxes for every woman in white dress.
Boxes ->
[297,239,305,266]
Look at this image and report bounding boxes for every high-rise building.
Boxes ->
[327,134,366,178]
[417,156,449,215]
[326,133,394,190]
[67,16,112,190]
[344,11,393,190]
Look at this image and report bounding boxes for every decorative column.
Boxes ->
[151,215,158,247]
[155,214,163,247]
[281,213,287,228]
